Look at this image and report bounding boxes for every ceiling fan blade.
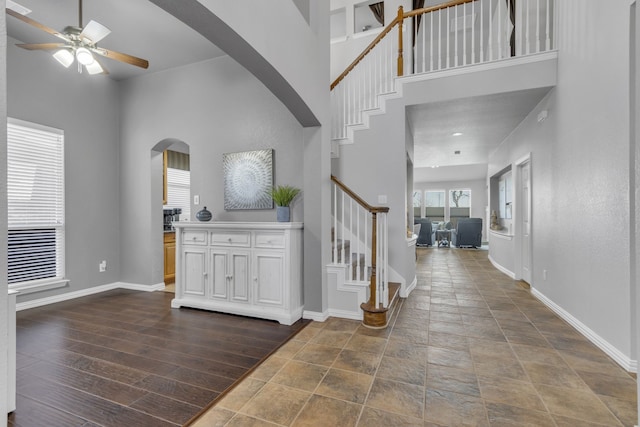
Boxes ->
[6,8,69,42]
[93,47,149,69]
[16,42,67,51]
[80,20,111,43]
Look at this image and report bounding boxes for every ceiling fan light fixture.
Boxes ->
[85,60,104,75]
[75,47,94,65]
[53,49,74,68]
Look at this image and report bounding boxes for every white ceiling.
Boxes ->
[408,88,551,182]
[6,0,227,80]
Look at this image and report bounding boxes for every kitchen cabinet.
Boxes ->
[163,232,176,284]
[172,222,303,325]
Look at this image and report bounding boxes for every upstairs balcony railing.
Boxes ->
[331,0,555,140]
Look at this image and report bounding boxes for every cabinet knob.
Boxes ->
[192,236,197,241]
[228,238,232,242]
[203,272,208,277]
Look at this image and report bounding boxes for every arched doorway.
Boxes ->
[151,139,190,291]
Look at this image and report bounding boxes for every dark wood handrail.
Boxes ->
[330,0,478,90]
[330,16,400,90]
[331,175,389,214]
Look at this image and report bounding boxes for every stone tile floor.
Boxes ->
[192,247,638,426]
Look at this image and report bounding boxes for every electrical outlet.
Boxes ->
[543,269,547,280]
[99,260,107,273]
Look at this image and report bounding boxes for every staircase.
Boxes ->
[330,175,400,328]
[328,0,556,326]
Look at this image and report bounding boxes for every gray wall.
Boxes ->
[488,0,635,362]
[333,94,416,289]
[118,55,304,286]
[7,37,122,303]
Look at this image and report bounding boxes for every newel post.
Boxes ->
[368,212,378,307]
[397,6,404,77]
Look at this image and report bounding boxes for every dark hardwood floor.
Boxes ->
[8,289,310,427]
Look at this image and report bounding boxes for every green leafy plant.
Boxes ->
[268,185,301,207]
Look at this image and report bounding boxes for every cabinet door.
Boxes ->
[210,250,229,300]
[164,239,176,283]
[230,251,250,303]
[254,251,284,307]
[183,247,207,296]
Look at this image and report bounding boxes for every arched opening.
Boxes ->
[151,138,191,291]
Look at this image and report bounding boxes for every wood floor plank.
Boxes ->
[41,349,150,385]
[67,342,182,376]
[129,393,202,426]
[8,394,90,427]
[11,289,310,427]
[133,375,219,407]
[17,372,178,427]
[22,361,149,406]
[164,367,236,392]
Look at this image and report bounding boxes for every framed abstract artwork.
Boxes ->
[223,149,274,210]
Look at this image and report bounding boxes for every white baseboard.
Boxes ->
[401,276,417,297]
[118,281,165,292]
[328,308,363,321]
[531,288,637,373]
[488,254,516,279]
[16,281,163,311]
[302,310,330,322]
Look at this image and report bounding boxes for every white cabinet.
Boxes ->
[172,222,303,325]
[254,251,285,307]
[210,249,251,303]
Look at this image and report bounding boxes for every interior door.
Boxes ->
[520,162,532,283]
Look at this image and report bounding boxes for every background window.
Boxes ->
[7,118,65,286]
[449,189,471,228]
[425,190,445,221]
[413,190,422,218]
[165,150,191,220]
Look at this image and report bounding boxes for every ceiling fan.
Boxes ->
[6,0,149,75]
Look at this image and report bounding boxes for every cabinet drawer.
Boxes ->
[254,232,285,249]
[211,231,251,247]
[182,230,207,245]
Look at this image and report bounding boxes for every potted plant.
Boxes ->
[268,185,301,222]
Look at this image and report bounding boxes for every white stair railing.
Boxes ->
[331,176,389,310]
[331,0,556,141]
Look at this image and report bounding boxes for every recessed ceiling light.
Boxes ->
[452,132,463,136]
[431,165,439,168]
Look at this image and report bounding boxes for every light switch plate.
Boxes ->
[194,195,200,205]
[378,195,387,204]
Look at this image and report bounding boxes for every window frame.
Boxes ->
[7,118,67,293]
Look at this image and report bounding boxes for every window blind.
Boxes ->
[7,118,65,285]
[166,167,191,221]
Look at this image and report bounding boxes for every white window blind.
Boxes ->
[7,118,65,286]
[166,168,191,221]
